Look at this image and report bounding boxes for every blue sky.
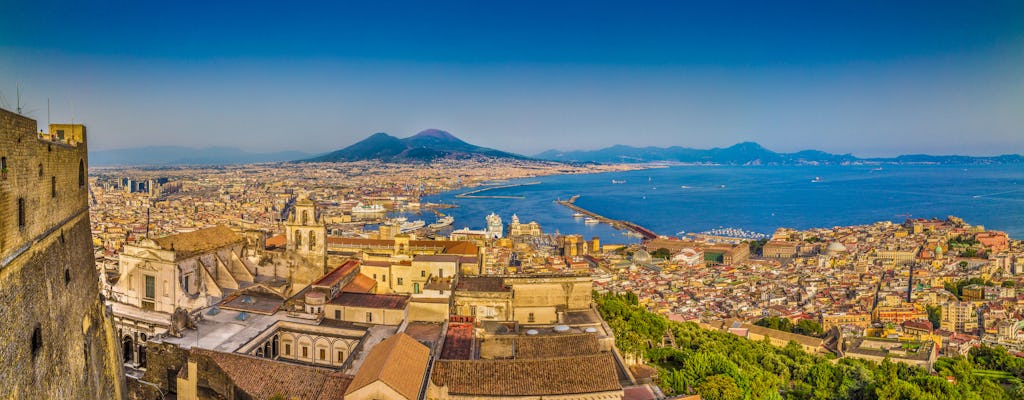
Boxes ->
[1,0,1021,156]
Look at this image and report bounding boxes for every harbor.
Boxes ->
[556,195,659,240]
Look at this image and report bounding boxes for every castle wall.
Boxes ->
[0,108,125,399]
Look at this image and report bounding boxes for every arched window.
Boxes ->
[295,231,302,248]
[38,163,43,177]
[308,231,315,250]
[78,159,85,187]
[302,210,309,225]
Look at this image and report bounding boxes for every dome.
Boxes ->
[825,242,848,255]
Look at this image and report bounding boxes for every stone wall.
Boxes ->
[0,108,125,399]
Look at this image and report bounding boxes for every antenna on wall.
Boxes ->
[47,98,51,127]
[16,82,22,115]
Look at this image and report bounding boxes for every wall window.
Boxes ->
[397,277,403,286]
[470,305,477,316]
[18,198,25,228]
[319,348,325,361]
[284,344,291,356]
[366,312,373,323]
[302,346,308,358]
[1,156,7,177]
[337,351,344,363]
[308,231,315,250]
[183,275,190,293]
[380,274,386,282]
[38,163,43,177]
[528,312,535,323]
[144,275,155,299]
[420,270,425,277]
[78,160,85,187]
[413,283,420,294]
[51,176,56,198]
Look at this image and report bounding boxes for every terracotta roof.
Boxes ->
[154,225,241,257]
[313,260,360,287]
[510,333,601,359]
[330,292,409,309]
[455,276,509,292]
[190,348,352,400]
[431,354,622,396]
[346,333,430,400]
[343,274,377,293]
[413,254,461,263]
[265,234,287,249]
[440,323,474,360]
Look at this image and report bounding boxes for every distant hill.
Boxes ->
[536,142,1023,165]
[90,146,313,166]
[304,129,526,162]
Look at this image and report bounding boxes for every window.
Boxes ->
[372,274,377,280]
[31,324,42,360]
[284,344,291,356]
[335,310,341,319]
[295,232,302,247]
[319,348,325,360]
[51,176,56,198]
[380,274,386,282]
[302,347,308,358]
[183,275,190,293]
[413,283,420,294]
[528,312,535,323]
[438,269,444,278]
[38,163,43,177]
[366,312,373,323]
[144,275,155,299]
[420,270,425,277]
[1,156,6,176]
[470,305,477,316]
[337,351,344,362]
[78,160,85,187]
[397,277,403,286]
[18,198,25,228]
[64,269,70,285]
[163,281,169,297]
[128,274,133,290]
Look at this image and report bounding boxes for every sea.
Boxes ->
[411,165,1024,244]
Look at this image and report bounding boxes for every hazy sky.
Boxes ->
[1,1,1022,157]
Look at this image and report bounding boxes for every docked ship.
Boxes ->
[572,212,584,218]
[400,219,426,233]
[429,215,454,229]
[584,217,599,225]
[351,202,386,214]
[611,179,626,184]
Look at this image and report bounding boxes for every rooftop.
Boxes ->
[153,225,241,257]
[329,292,409,310]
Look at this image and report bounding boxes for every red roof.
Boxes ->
[313,260,360,287]
[329,292,409,309]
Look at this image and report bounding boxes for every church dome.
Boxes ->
[825,242,848,255]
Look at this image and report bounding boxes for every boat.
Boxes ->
[611,179,626,184]
[811,176,822,183]
[584,217,599,225]
[429,215,454,229]
[719,185,726,189]
[351,203,385,214]
[572,212,584,218]
[400,219,426,233]
[871,167,884,171]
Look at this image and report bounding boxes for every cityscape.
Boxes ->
[3,2,1024,400]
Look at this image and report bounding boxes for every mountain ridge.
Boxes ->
[535,142,1023,165]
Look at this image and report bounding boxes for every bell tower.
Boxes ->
[285,197,327,271]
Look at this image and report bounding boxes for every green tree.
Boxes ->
[926,305,942,329]
[651,248,671,259]
[698,374,743,400]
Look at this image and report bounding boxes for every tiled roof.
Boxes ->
[330,292,409,310]
[455,276,509,292]
[190,348,352,400]
[431,354,622,396]
[265,234,287,249]
[154,225,241,257]
[313,260,359,287]
[440,323,474,360]
[346,333,430,400]
[511,333,601,359]
[343,274,377,293]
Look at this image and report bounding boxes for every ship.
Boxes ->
[429,215,454,229]
[400,219,426,233]
[584,217,599,225]
[811,176,822,183]
[351,202,386,214]
[572,212,584,218]
[611,179,626,184]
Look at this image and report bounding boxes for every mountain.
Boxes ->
[305,129,525,162]
[90,146,313,166]
[536,142,1020,165]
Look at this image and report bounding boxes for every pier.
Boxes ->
[455,181,541,199]
[556,195,659,240]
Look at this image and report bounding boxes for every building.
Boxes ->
[507,214,542,238]
[485,212,503,239]
[941,301,978,334]
[174,347,353,400]
[0,109,124,399]
[286,197,328,272]
[821,312,872,331]
[345,333,430,400]
[763,240,799,258]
